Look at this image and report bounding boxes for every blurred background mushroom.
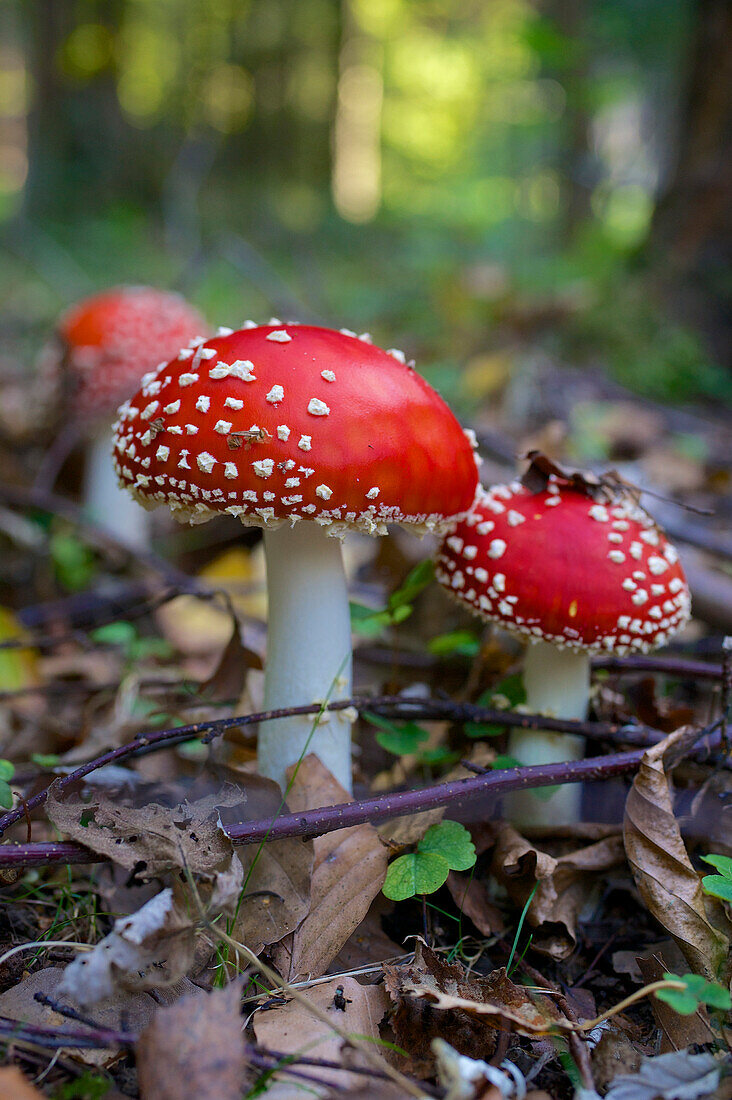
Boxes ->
[35,286,208,547]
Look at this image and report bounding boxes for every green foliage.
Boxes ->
[53,1070,111,1099]
[362,711,457,766]
[383,820,476,901]
[427,630,481,658]
[465,673,526,738]
[700,854,732,904]
[363,712,429,756]
[351,561,434,638]
[91,621,173,664]
[567,275,732,404]
[0,758,14,809]
[50,532,96,592]
[656,973,731,1016]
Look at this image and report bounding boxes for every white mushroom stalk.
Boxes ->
[505,641,588,825]
[85,427,150,549]
[258,521,354,791]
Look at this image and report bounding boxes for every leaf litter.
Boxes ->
[1,421,732,1099]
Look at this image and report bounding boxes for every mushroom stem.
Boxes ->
[84,427,150,549]
[505,640,588,825]
[258,521,353,792]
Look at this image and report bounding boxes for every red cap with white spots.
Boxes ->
[435,478,691,655]
[112,322,480,536]
[49,287,208,424]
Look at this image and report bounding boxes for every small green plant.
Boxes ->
[50,530,96,591]
[465,672,526,739]
[700,854,732,904]
[91,621,173,663]
[350,560,434,637]
[362,712,456,766]
[427,629,481,658]
[655,972,731,1016]
[383,820,476,901]
[0,759,14,809]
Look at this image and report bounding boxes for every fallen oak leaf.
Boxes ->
[604,1050,728,1100]
[382,941,562,1077]
[0,966,156,1068]
[623,727,730,980]
[0,1067,46,1099]
[224,772,313,957]
[399,970,571,1037]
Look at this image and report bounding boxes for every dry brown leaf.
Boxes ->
[384,941,538,1077]
[0,967,157,1067]
[330,896,405,973]
[270,756,387,980]
[446,870,505,937]
[45,780,247,880]
[591,1028,642,1094]
[200,623,262,702]
[0,1066,46,1099]
[58,889,196,1005]
[491,824,625,959]
[385,942,568,1047]
[252,975,389,1099]
[136,983,248,1100]
[226,773,313,956]
[623,728,730,979]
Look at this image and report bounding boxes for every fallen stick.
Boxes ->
[0,696,664,837]
[0,747,672,870]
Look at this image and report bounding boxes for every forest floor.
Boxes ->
[0,350,731,1100]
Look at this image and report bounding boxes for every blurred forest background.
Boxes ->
[0,0,730,412]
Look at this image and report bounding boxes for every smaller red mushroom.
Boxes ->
[435,466,691,823]
[38,287,207,546]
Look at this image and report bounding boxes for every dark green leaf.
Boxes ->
[349,603,392,637]
[0,759,14,781]
[700,854,732,879]
[701,875,732,903]
[91,621,137,647]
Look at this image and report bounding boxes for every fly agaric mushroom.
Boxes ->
[112,322,480,791]
[435,461,691,823]
[39,287,207,547]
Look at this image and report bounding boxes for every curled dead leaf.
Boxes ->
[491,824,625,959]
[623,728,730,980]
[58,889,196,1005]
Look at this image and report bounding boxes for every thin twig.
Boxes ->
[0,696,665,837]
[2,734,721,871]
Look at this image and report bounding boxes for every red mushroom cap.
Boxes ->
[435,479,691,655]
[49,287,207,424]
[112,323,480,536]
